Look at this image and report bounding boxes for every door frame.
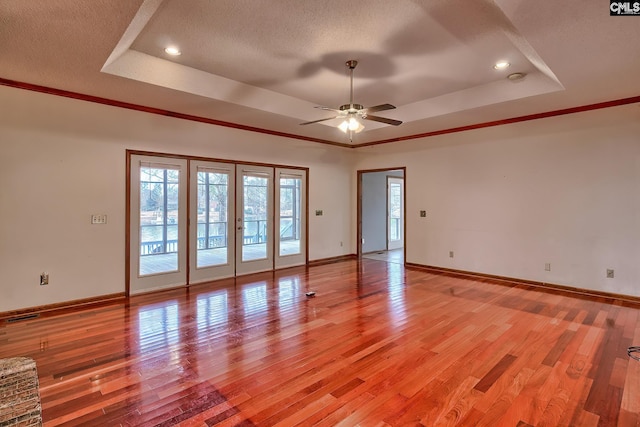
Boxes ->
[387,176,404,251]
[357,167,407,262]
[126,150,309,296]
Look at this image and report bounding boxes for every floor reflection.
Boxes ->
[196,290,229,331]
[358,251,408,327]
[387,262,407,327]
[241,281,268,317]
[386,258,405,285]
[278,276,301,309]
[138,301,180,354]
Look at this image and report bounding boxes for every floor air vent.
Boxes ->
[6,313,40,323]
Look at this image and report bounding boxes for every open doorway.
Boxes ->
[357,167,406,265]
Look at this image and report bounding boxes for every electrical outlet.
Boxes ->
[40,272,49,286]
[607,269,614,278]
[91,214,107,224]
[545,263,551,271]
[420,210,427,217]
[315,210,323,216]
[449,251,454,258]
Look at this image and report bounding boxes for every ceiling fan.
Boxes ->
[300,60,402,136]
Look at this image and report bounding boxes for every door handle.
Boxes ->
[237,226,243,230]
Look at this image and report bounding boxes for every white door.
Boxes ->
[189,161,235,283]
[275,168,307,268]
[236,165,274,275]
[130,155,187,294]
[387,177,404,250]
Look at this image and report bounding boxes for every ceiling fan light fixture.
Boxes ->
[339,117,364,133]
[349,117,364,132]
[299,59,401,133]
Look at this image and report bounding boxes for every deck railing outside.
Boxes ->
[141,219,298,256]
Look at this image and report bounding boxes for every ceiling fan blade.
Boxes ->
[315,106,341,113]
[364,115,403,126]
[299,116,339,125]
[365,103,396,113]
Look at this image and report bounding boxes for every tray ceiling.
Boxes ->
[1,0,639,146]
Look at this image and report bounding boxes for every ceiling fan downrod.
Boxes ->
[347,60,358,111]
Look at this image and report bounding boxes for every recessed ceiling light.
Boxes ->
[164,46,181,56]
[494,61,510,70]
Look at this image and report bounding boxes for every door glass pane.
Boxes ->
[139,167,180,275]
[242,175,268,261]
[279,177,301,256]
[197,170,229,268]
[389,182,401,241]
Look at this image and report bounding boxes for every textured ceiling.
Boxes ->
[1,0,639,146]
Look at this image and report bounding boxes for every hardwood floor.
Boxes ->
[1,259,639,426]
[362,249,404,264]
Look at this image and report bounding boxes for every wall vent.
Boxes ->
[6,313,40,323]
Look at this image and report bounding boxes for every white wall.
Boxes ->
[0,85,355,312]
[2,83,639,313]
[356,104,640,297]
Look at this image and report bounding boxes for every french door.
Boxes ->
[235,165,274,275]
[275,168,306,269]
[129,154,306,294]
[130,155,188,294]
[189,161,235,283]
